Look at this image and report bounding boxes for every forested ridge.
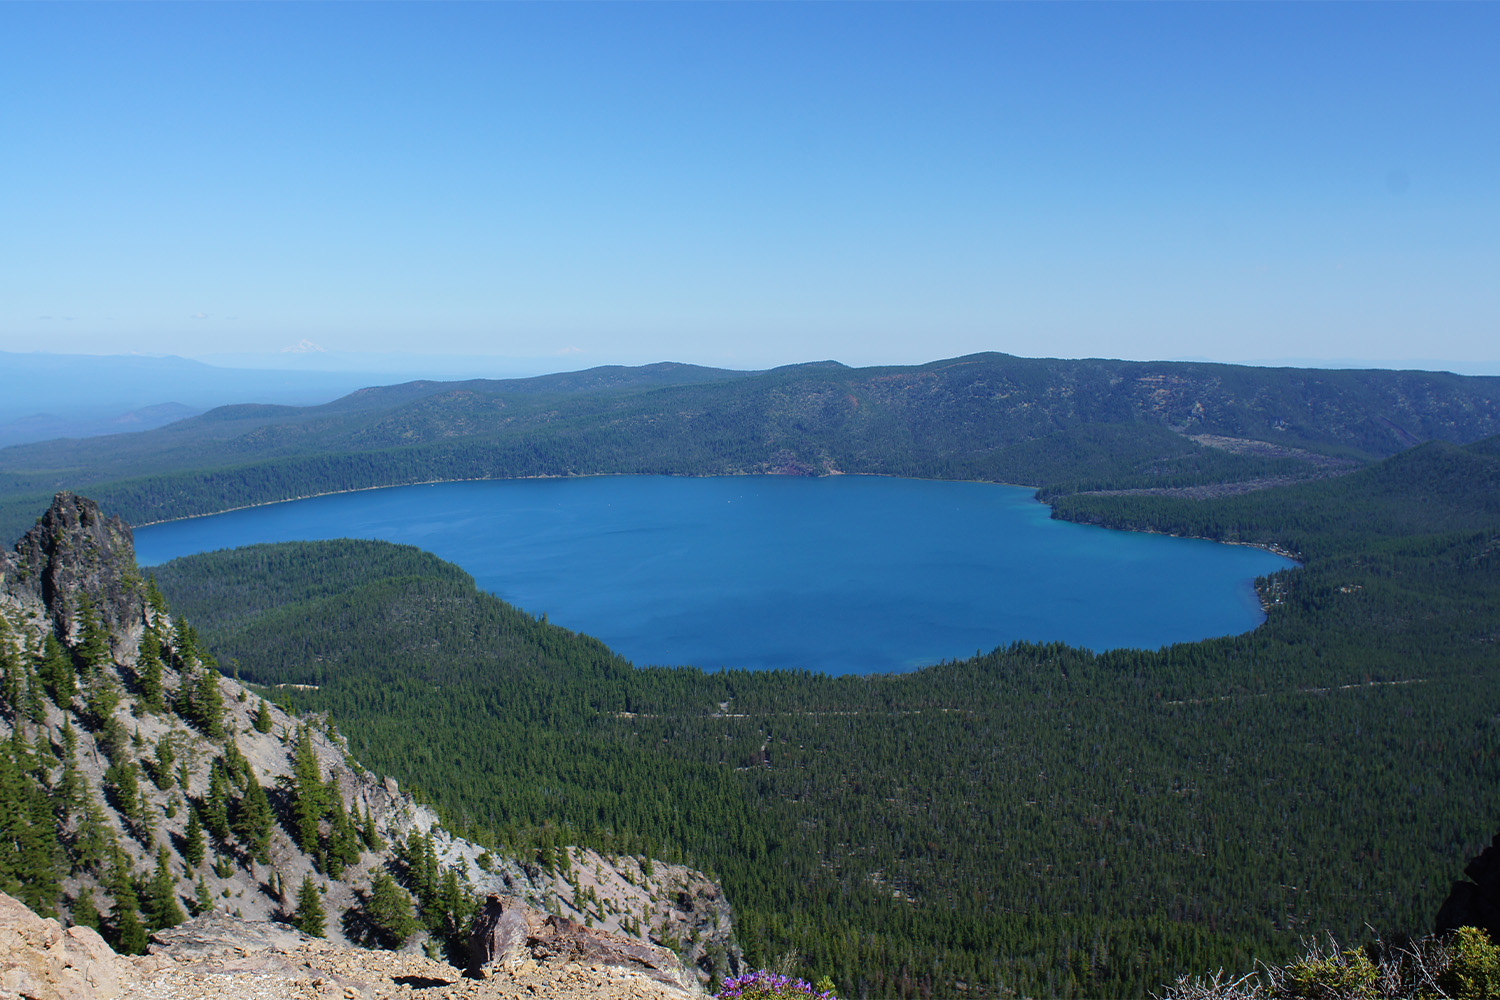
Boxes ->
[4,353,1498,542]
[147,433,1500,998]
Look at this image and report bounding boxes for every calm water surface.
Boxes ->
[134,476,1296,675]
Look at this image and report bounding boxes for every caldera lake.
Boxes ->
[133,475,1297,676]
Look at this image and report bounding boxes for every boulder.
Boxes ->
[0,891,132,1000]
[470,895,696,992]
[147,911,324,959]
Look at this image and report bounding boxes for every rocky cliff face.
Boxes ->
[1,491,144,661]
[0,493,741,992]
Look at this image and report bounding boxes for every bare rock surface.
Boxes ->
[3,892,694,1000]
[471,895,696,992]
[149,911,323,960]
[130,945,698,1000]
[0,890,131,1000]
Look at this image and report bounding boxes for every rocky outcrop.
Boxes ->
[470,895,697,993]
[0,491,144,661]
[1437,832,1500,939]
[147,911,323,960]
[0,890,132,1000]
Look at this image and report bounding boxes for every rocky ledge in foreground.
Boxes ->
[1,890,699,1000]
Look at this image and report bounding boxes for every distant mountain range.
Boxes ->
[2,352,1498,542]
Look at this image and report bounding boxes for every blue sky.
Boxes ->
[2,2,1496,373]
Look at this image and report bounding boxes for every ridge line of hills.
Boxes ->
[3,352,1498,542]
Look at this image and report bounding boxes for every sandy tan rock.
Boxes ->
[0,891,133,1000]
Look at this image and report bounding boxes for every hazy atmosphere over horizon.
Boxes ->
[3,2,1496,376]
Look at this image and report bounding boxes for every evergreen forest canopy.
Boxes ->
[2,352,1499,543]
[146,432,1500,999]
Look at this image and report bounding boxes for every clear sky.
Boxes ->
[2,2,1496,373]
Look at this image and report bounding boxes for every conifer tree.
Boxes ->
[253,700,273,734]
[190,875,214,917]
[58,724,85,817]
[137,630,165,712]
[0,741,61,915]
[73,795,114,875]
[185,665,226,738]
[145,576,169,620]
[107,851,147,955]
[326,793,363,878]
[144,846,186,932]
[438,869,470,940]
[290,727,326,852]
[294,875,326,938]
[103,757,142,828]
[151,733,175,790]
[359,802,383,851]
[71,888,100,931]
[74,595,111,676]
[203,761,231,840]
[232,772,273,863]
[363,872,417,950]
[171,620,196,667]
[183,808,206,868]
[0,635,21,711]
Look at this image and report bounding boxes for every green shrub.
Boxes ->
[1438,927,1500,1000]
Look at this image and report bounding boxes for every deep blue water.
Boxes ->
[133,476,1296,675]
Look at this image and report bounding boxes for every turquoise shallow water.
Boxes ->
[133,475,1296,675]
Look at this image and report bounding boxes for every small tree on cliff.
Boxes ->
[294,875,326,938]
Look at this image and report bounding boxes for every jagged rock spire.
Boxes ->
[1,491,145,658]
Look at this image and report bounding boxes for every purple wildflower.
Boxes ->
[714,968,838,1000]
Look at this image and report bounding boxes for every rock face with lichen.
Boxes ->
[0,491,144,661]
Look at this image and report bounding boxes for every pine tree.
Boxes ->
[84,672,123,733]
[171,620,196,667]
[103,758,142,828]
[326,793,363,878]
[145,576,169,620]
[294,875,326,938]
[203,761,231,840]
[107,852,147,955]
[71,888,101,931]
[0,635,22,711]
[363,872,417,950]
[231,772,273,863]
[190,875,214,917]
[73,795,114,874]
[151,733,175,790]
[75,595,111,675]
[183,808,206,868]
[144,846,186,932]
[438,868,470,940]
[290,727,326,852]
[56,723,85,816]
[253,700,273,734]
[360,802,384,851]
[137,630,165,712]
[0,741,62,915]
[191,666,226,738]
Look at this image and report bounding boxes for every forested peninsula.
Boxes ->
[6,354,1500,996]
